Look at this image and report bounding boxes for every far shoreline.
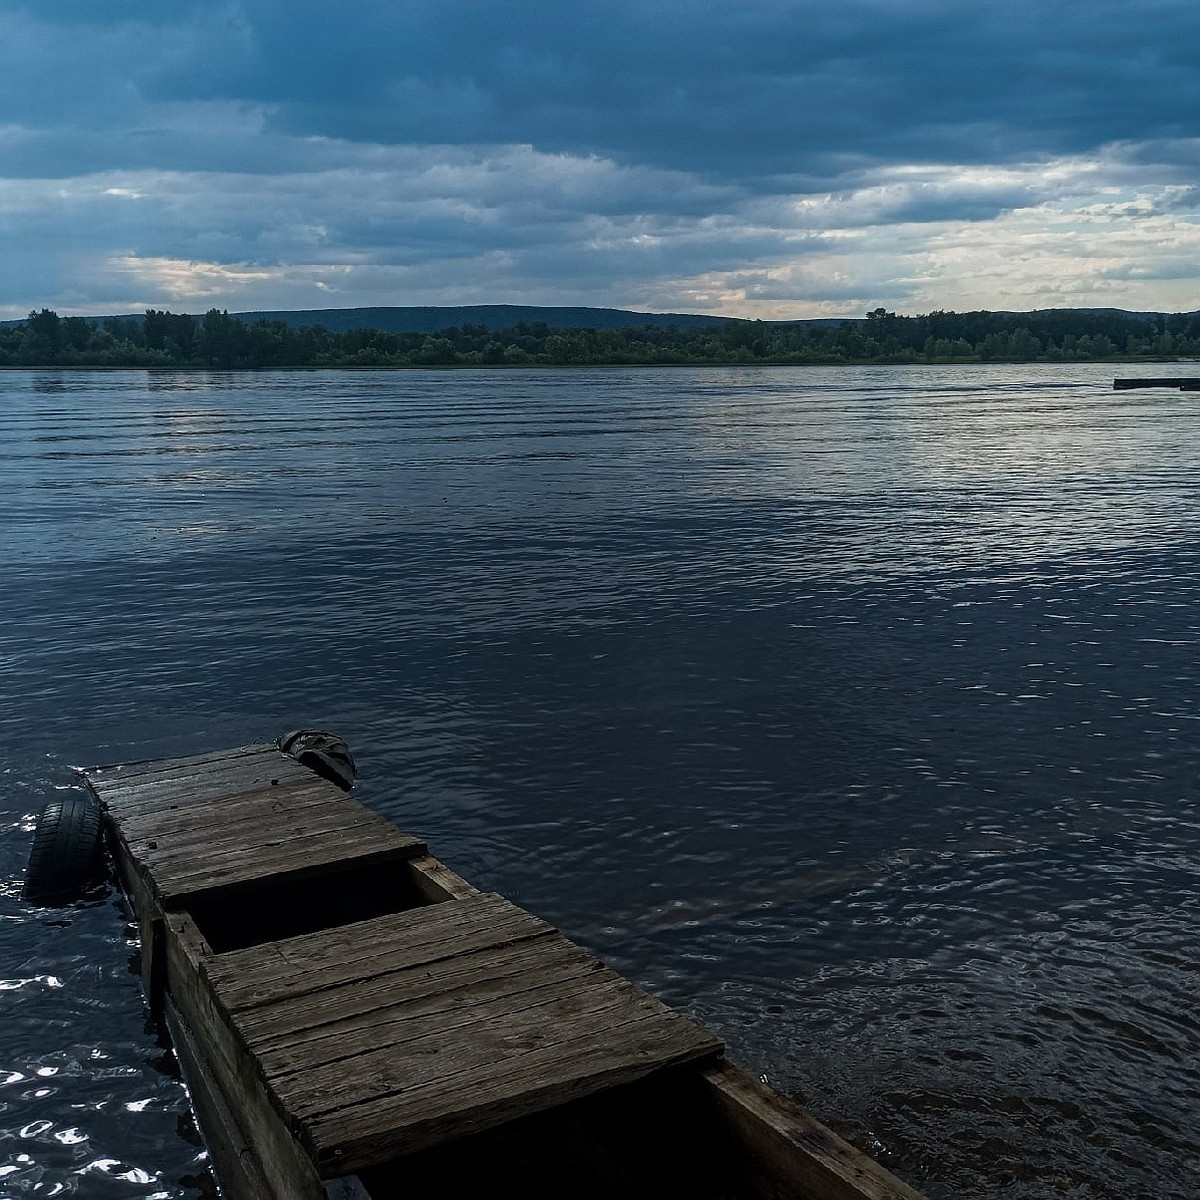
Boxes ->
[2,357,1197,373]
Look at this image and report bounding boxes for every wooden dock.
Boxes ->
[81,741,924,1200]
[1113,376,1200,390]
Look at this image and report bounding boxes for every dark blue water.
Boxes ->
[4,365,1200,1197]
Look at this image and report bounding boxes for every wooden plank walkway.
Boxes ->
[205,891,720,1174]
[1113,376,1200,390]
[87,744,426,905]
[82,744,723,1183]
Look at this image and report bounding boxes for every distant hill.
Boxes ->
[3,303,1192,333]
[0,304,840,332]
[224,304,743,333]
[188,303,1198,335]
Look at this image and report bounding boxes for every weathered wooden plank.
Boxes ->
[97,754,305,798]
[406,853,481,902]
[85,743,274,781]
[163,914,327,1199]
[156,836,424,905]
[94,774,314,830]
[88,745,289,794]
[93,754,312,817]
[302,1009,722,1174]
[112,780,342,842]
[107,834,167,1010]
[266,965,629,1094]
[238,936,591,1048]
[278,972,713,1118]
[695,1061,926,1200]
[98,773,426,914]
[135,801,417,874]
[208,894,551,1011]
[162,997,284,1200]
[250,942,609,1075]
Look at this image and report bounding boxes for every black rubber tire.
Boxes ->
[24,793,106,904]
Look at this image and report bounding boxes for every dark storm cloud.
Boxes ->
[2,0,1198,316]
[240,0,1196,178]
[6,0,1199,180]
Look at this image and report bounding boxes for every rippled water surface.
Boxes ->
[4,364,1200,1197]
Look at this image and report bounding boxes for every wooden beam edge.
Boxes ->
[697,1061,926,1200]
[162,996,285,1200]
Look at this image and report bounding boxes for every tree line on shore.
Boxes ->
[4,305,1200,369]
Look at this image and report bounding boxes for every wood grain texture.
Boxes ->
[197,892,721,1175]
[303,1007,720,1174]
[207,893,552,1011]
[156,838,424,905]
[113,780,339,842]
[240,937,594,1053]
[162,998,285,1200]
[695,1061,927,1200]
[85,743,274,781]
[277,975,705,1114]
[145,804,418,876]
[255,945,612,1079]
[93,752,313,817]
[164,913,327,1199]
[86,759,426,907]
[406,853,481,902]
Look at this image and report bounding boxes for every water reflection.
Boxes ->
[3,364,1200,1197]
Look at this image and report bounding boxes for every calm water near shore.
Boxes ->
[4,363,1200,1197]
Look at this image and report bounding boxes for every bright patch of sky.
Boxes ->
[1,0,1198,319]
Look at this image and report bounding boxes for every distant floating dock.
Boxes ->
[78,740,924,1200]
[1113,377,1200,390]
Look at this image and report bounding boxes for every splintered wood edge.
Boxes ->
[406,854,480,901]
[162,997,288,1200]
[306,1012,722,1174]
[81,743,279,782]
[157,839,428,908]
[163,914,328,1199]
[697,1062,926,1200]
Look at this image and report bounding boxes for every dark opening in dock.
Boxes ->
[185,857,439,953]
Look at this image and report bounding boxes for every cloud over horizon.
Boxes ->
[2,0,1198,319]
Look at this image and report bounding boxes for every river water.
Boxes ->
[3,364,1199,1197]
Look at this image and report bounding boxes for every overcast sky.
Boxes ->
[3,0,1198,320]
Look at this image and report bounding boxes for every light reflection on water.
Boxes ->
[3,364,1200,1197]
